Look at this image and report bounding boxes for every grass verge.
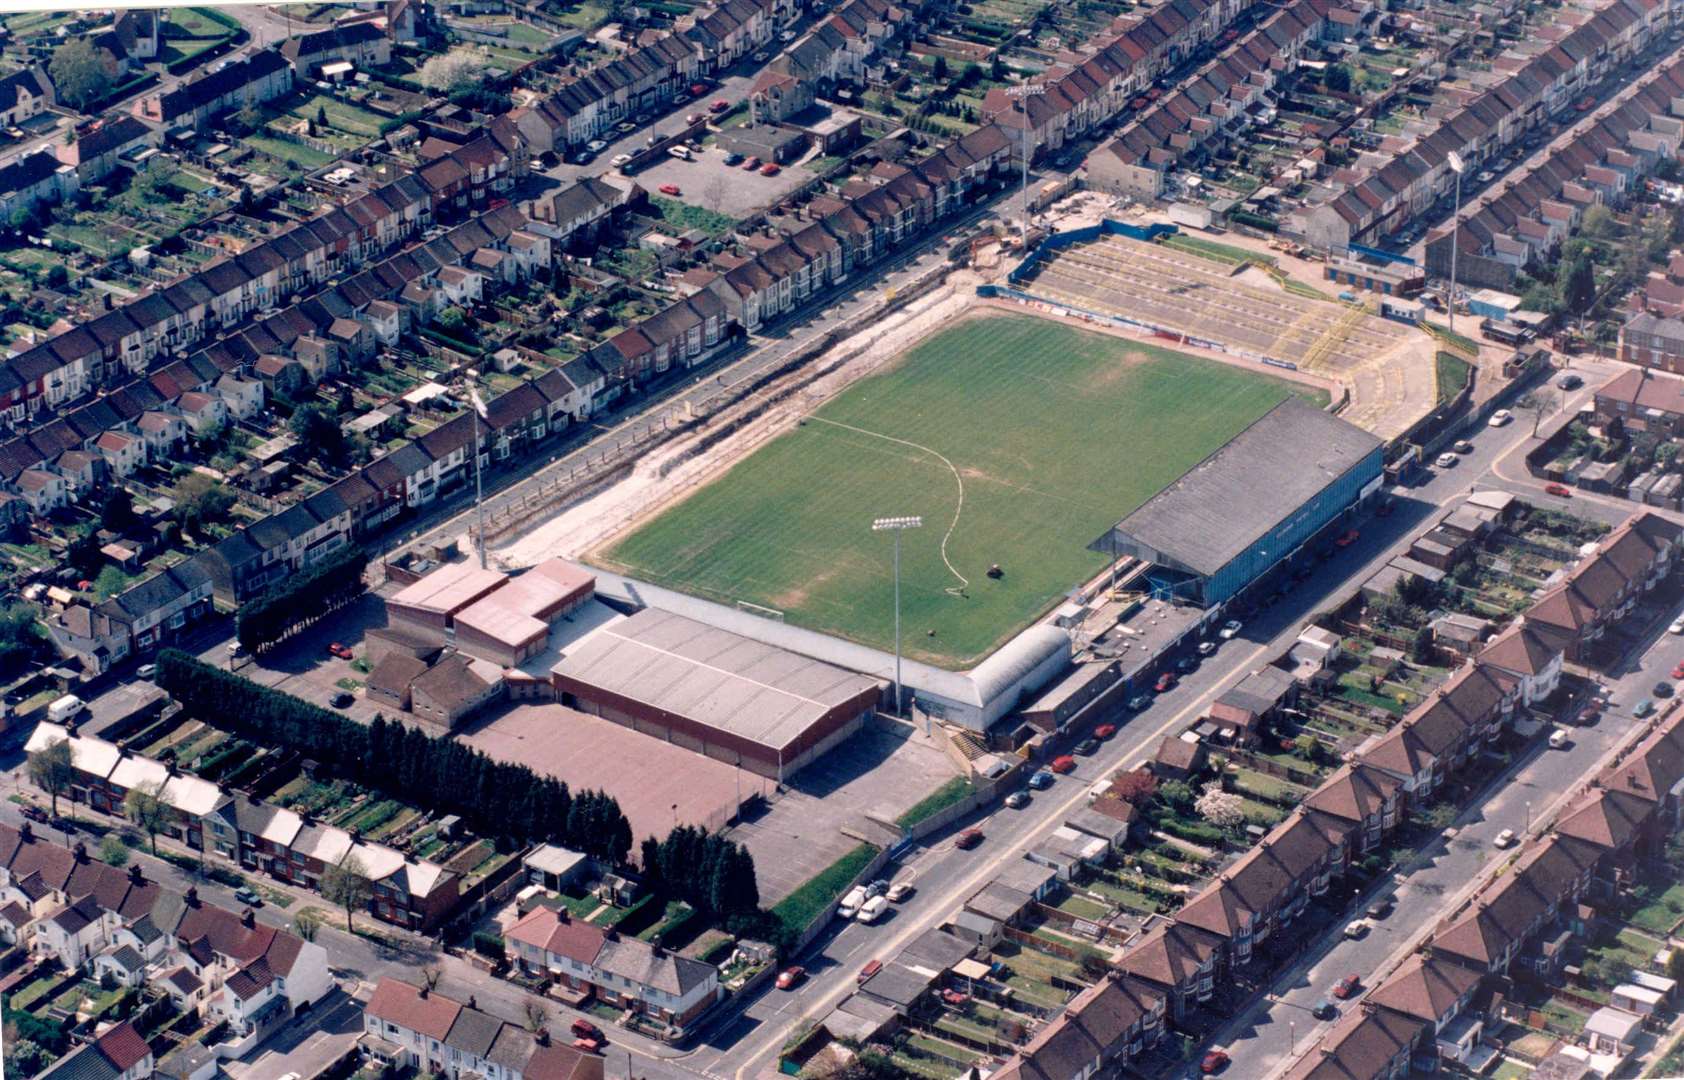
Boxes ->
[770,842,879,936]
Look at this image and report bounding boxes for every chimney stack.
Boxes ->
[241,907,256,928]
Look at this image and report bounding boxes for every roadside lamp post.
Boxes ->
[1446,151,1466,335]
[1006,85,1047,250]
[872,515,923,724]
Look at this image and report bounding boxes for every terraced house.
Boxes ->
[363,978,605,1080]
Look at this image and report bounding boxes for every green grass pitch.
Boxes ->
[595,314,1324,668]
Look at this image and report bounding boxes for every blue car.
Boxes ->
[1027,769,1055,790]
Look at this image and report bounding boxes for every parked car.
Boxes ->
[1436,452,1459,468]
[20,805,48,824]
[1049,755,1077,774]
[691,83,710,96]
[1094,723,1117,739]
[723,152,744,165]
[573,1038,602,1053]
[1312,999,1338,1020]
[1129,694,1154,710]
[686,112,705,124]
[1366,897,1393,920]
[1556,373,1583,390]
[776,966,805,989]
[137,663,157,681]
[863,879,887,899]
[955,828,984,849]
[887,881,914,902]
[571,1019,602,1042]
[1657,680,1675,698]
[1028,769,1055,789]
[1549,728,1571,750]
[856,896,890,924]
[1154,672,1177,693]
[1494,828,1517,848]
[742,156,762,170]
[760,162,781,176]
[327,642,353,660]
[1672,617,1684,635]
[1219,619,1243,639]
[658,184,682,196]
[1488,409,1513,427]
[858,959,882,984]
[1342,919,1369,939]
[710,99,730,112]
[667,146,691,161]
[330,691,354,709]
[1544,482,1572,497]
[1200,1050,1230,1074]
[587,139,609,152]
[1452,439,1474,454]
[1671,662,1684,680]
[610,152,633,167]
[1197,641,1217,656]
[1073,738,1099,756]
[1637,699,1657,718]
[838,886,866,918]
[1005,791,1030,809]
[1332,974,1361,999]
[234,887,263,907]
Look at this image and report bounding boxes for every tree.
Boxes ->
[289,403,350,466]
[172,473,234,536]
[524,1001,548,1033]
[316,104,328,128]
[4,1038,51,1080]
[1194,782,1245,829]
[294,909,321,942]
[1561,252,1596,319]
[1410,625,1434,664]
[435,305,467,333]
[99,834,130,866]
[27,739,75,819]
[418,46,495,93]
[44,265,67,289]
[1293,733,1324,764]
[933,55,949,81]
[124,780,171,856]
[99,488,137,534]
[1325,63,1353,93]
[1112,771,1158,805]
[0,603,46,679]
[49,39,112,111]
[1581,204,1617,240]
[322,854,373,932]
[1158,779,1194,812]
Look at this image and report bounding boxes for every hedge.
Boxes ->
[235,545,369,653]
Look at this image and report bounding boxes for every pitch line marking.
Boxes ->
[807,416,971,597]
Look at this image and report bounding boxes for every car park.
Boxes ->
[1005,791,1030,809]
[955,828,984,849]
[1332,974,1361,999]
[1028,769,1055,789]
[1494,828,1517,848]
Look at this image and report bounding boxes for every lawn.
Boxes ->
[597,314,1305,667]
[1160,233,1274,267]
[1630,881,1684,934]
[1435,350,1473,404]
[895,776,976,829]
[650,196,737,239]
[244,135,336,170]
[770,842,879,935]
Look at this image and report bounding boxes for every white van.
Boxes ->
[1549,728,1570,749]
[47,695,85,724]
[857,895,890,924]
[838,886,866,919]
[667,145,692,161]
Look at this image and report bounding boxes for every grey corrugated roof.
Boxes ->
[552,608,878,752]
[1096,398,1381,577]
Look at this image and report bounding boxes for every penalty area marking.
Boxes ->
[806,415,970,598]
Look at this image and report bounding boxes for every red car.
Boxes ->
[327,642,353,660]
[1575,94,1595,111]
[1332,974,1361,999]
[690,83,709,96]
[760,162,781,176]
[709,99,730,112]
[659,184,682,196]
[1334,529,1360,548]
[941,989,969,1005]
[776,966,806,990]
[1093,723,1117,739]
[570,1019,602,1041]
[742,156,761,170]
[1545,482,1573,497]
[955,828,984,849]
[1130,96,1148,109]
[1201,1050,1230,1074]
[1670,663,1684,680]
[1049,755,1077,774]
[573,1038,602,1053]
[1155,672,1177,693]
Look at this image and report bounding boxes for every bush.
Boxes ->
[472,930,505,959]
